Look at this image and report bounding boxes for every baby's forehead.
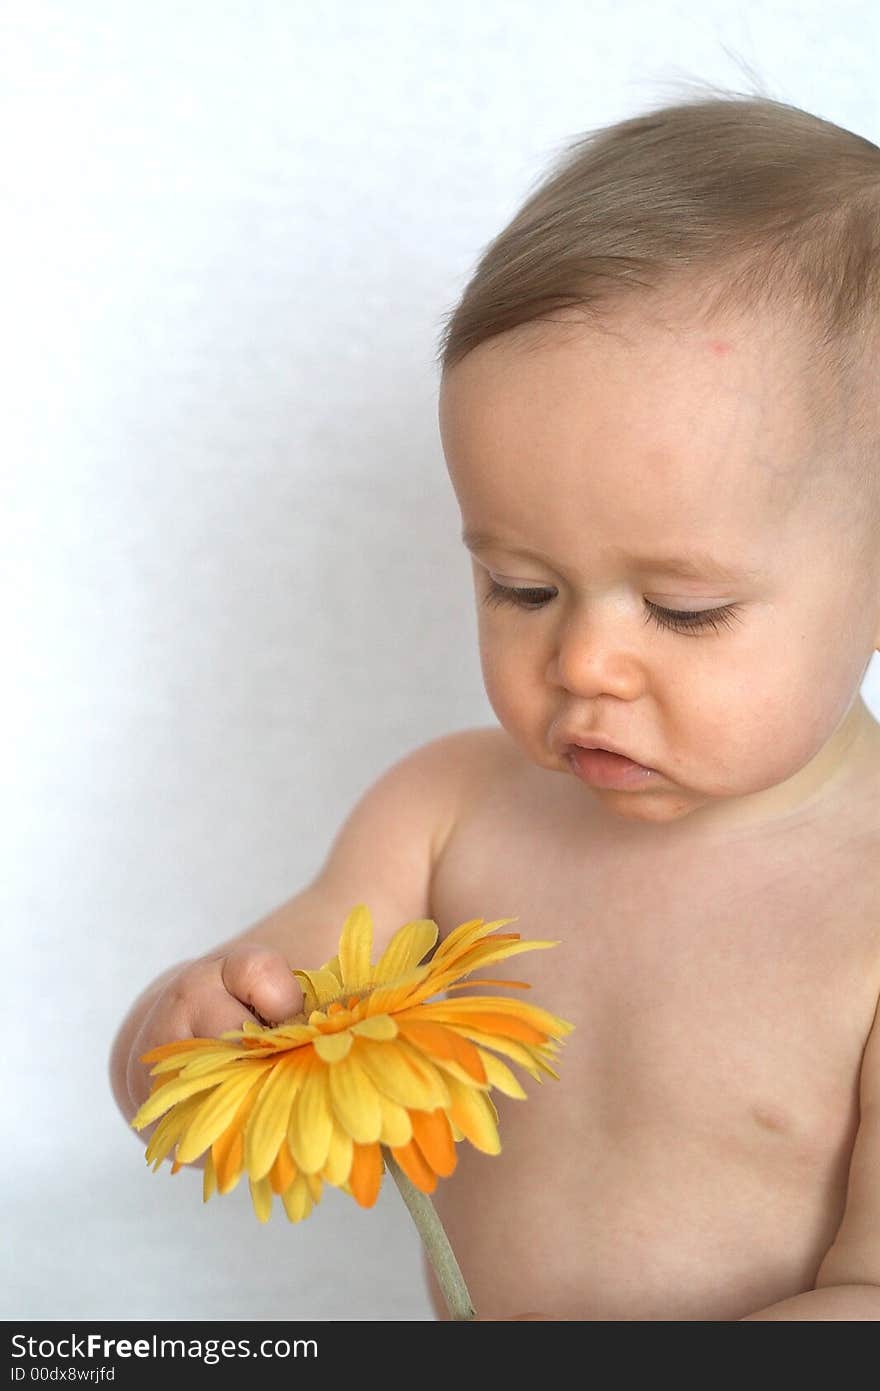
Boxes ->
[446,296,821,411]
[447,311,812,464]
[446,334,876,560]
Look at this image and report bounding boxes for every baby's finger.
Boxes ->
[220,943,303,1024]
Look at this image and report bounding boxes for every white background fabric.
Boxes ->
[3,0,878,1320]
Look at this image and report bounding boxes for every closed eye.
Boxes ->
[481,579,743,637]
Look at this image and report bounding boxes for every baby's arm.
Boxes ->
[740,994,880,1320]
[109,732,467,1131]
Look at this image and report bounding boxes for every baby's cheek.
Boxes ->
[478,637,522,701]
[480,654,551,760]
[479,654,516,723]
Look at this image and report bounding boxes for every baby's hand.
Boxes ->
[125,943,302,1113]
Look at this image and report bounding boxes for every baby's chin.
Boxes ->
[521,743,705,826]
[578,784,705,826]
[547,753,730,829]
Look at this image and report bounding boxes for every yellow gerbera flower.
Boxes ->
[133,906,573,1225]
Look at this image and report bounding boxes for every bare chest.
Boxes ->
[427,761,880,1317]
[432,766,880,1095]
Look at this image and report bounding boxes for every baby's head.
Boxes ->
[435,91,880,834]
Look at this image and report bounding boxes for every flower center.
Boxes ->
[283,985,371,1027]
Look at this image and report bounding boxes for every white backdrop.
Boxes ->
[3,0,879,1321]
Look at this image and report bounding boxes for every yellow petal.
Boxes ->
[312,1029,353,1063]
[210,1073,270,1194]
[377,1093,412,1147]
[293,967,345,1010]
[281,1172,315,1223]
[478,1048,527,1098]
[243,1053,310,1181]
[203,1149,217,1201]
[426,1057,491,1089]
[177,1064,274,1165]
[140,1036,219,1064]
[144,1093,204,1167]
[289,1065,334,1174]
[337,904,373,988]
[373,919,438,982]
[430,938,562,989]
[429,917,488,960]
[432,917,518,961]
[249,1175,273,1222]
[363,970,430,1016]
[320,954,342,982]
[328,1053,383,1143]
[132,1062,250,1130]
[269,1024,319,1046]
[321,1125,353,1186]
[350,1014,398,1041]
[445,1073,501,1154]
[148,1044,244,1076]
[357,1039,450,1111]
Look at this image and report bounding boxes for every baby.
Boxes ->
[110,91,880,1320]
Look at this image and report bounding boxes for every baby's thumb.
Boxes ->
[222,944,303,1026]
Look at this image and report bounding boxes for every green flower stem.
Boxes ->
[383,1150,476,1321]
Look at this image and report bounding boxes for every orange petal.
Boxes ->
[410,1108,457,1178]
[347,1142,383,1208]
[432,934,522,973]
[441,1026,560,1080]
[390,1138,437,1194]
[213,1129,244,1194]
[443,978,531,991]
[268,1141,297,1195]
[211,1075,270,1193]
[432,917,516,961]
[414,1006,548,1044]
[396,1019,487,1082]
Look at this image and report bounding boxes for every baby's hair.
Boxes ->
[435,82,880,516]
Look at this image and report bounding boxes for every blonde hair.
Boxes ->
[434,86,880,507]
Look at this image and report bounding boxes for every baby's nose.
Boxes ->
[547,608,646,699]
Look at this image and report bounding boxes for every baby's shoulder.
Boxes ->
[424,723,517,770]
[401,725,535,874]
[415,724,522,858]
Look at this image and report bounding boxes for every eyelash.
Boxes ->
[481,580,743,637]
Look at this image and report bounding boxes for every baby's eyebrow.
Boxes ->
[461,530,761,584]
